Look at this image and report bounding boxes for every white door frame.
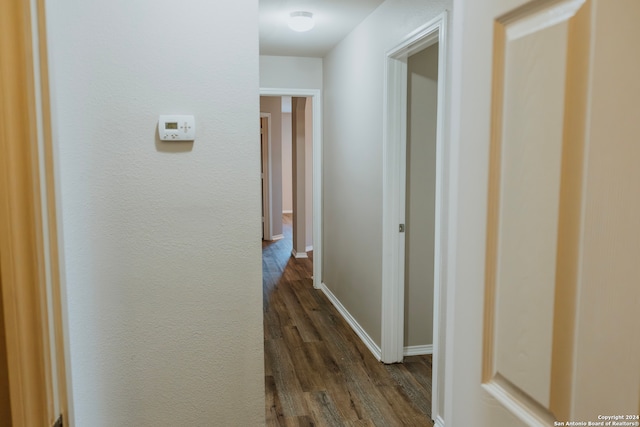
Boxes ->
[259,88,323,290]
[381,11,449,422]
[260,113,273,240]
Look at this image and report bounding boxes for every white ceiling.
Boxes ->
[259,0,385,58]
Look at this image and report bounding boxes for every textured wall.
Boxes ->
[260,56,323,90]
[45,1,264,425]
[322,0,451,348]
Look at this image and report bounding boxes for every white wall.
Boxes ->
[46,1,264,425]
[323,0,451,348]
[260,56,323,90]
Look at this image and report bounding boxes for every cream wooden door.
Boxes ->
[447,0,640,425]
[1,0,68,425]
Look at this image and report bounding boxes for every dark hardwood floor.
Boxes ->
[263,215,433,426]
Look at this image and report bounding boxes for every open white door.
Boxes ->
[447,0,640,425]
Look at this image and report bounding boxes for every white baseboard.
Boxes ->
[271,234,284,241]
[291,249,308,259]
[282,210,293,214]
[403,344,433,356]
[305,245,313,252]
[319,282,382,361]
[434,415,445,427]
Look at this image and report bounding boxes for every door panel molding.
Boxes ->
[482,0,589,423]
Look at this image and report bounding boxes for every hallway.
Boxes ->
[263,215,433,426]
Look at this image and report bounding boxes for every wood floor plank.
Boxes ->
[346,419,377,427]
[265,338,309,417]
[278,282,322,343]
[384,363,432,418]
[304,391,344,427]
[287,344,324,392]
[378,385,432,425]
[264,214,433,426]
[404,356,433,387]
[322,371,366,422]
[282,416,314,427]
[264,304,285,341]
[341,361,407,427]
[265,375,285,426]
[307,309,374,369]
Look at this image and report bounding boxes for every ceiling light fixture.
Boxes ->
[288,11,314,32]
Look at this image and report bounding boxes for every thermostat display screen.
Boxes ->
[165,122,178,129]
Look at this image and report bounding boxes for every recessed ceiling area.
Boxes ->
[260,0,385,58]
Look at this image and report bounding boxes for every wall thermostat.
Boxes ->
[158,115,196,141]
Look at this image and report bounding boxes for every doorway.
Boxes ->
[404,42,439,358]
[260,95,314,260]
[260,89,323,289]
[381,12,448,424]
